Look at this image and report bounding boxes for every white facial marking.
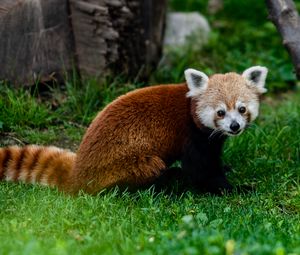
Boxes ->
[216,103,227,112]
[248,99,259,121]
[198,106,216,129]
[236,100,245,109]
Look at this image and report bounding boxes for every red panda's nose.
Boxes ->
[230,121,240,132]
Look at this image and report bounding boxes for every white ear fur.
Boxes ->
[242,66,268,94]
[184,68,209,97]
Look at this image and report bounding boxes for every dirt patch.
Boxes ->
[51,135,81,152]
[0,132,27,147]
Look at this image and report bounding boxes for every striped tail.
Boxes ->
[0,145,76,191]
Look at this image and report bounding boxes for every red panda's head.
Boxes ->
[185,66,268,136]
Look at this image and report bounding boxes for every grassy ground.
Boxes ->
[1,90,300,255]
[1,1,300,254]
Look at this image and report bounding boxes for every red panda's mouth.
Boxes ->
[228,130,242,135]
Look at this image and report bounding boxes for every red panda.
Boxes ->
[0,66,268,194]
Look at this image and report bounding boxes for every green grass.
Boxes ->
[0,77,138,148]
[1,185,299,255]
[1,88,300,255]
[1,0,300,254]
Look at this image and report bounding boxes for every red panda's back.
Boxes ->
[70,84,192,194]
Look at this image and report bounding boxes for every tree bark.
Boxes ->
[266,0,300,79]
[0,0,75,85]
[70,0,167,79]
[0,0,167,86]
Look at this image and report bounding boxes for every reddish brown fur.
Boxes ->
[69,84,192,194]
[198,73,260,110]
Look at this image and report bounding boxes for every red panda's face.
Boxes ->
[185,66,268,136]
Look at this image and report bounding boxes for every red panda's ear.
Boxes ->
[242,66,268,94]
[184,68,209,97]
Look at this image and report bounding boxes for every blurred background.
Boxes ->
[161,0,299,92]
[0,0,300,144]
[0,0,299,93]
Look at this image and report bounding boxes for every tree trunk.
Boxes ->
[0,0,75,85]
[266,0,300,79]
[0,0,167,86]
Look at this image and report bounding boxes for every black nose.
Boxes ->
[230,121,240,132]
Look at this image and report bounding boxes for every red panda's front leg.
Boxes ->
[181,132,232,194]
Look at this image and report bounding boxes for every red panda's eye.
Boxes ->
[238,106,246,114]
[217,110,226,117]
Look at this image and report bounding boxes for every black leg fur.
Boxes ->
[181,126,233,195]
[150,167,184,192]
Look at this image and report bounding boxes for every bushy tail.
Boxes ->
[0,145,76,191]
